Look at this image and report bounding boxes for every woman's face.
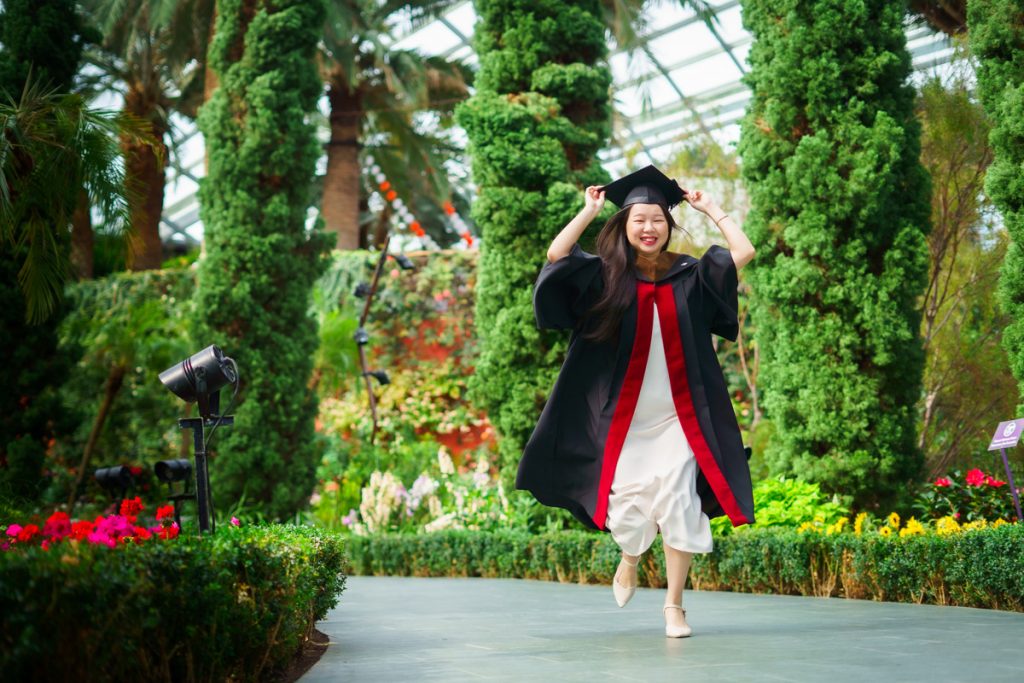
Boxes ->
[625,203,670,257]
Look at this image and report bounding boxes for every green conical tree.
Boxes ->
[455,0,613,492]
[968,0,1024,415]
[195,0,329,519]
[737,0,932,511]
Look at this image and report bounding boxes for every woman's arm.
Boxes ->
[546,186,605,263]
[681,189,756,270]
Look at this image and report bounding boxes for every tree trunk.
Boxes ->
[70,187,93,279]
[323,80,362,250]
[67,364,127,511]
[123,86,169,271]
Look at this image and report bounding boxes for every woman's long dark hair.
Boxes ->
[582,203,681,344]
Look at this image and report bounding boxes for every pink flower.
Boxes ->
[933,477,951,487]
[230,517,240,527]
[44,511,71,539]
[965,468,986,487]
[6,524,23,538]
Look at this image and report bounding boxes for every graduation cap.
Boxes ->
[600,164,687,210]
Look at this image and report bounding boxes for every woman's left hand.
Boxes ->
[681,187,716,215]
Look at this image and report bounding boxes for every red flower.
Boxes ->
[157,522,180,540]
[129,465,143,476]
[16,524,40,543]
[120,497,144,518]
[965,468,986,487]
[70,520,95,541]
[155,505,175,521]
[933,477,951,487]
[984,475,1007,487]
[132,526,152,541]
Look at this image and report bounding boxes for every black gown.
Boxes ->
[516,242,755,531]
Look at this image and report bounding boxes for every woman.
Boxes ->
[516,165,756,638]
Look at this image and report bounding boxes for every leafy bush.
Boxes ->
[346,523,1024,611]
[710,475,849,537]
[0,523,346,682]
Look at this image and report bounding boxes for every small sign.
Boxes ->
[988,418,1024,450]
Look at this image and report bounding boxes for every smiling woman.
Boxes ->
[521,164,756,638]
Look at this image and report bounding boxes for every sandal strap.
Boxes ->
[663,604,686,614]
[620,556,639,566]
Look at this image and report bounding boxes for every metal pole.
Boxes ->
[999,447,1023,521]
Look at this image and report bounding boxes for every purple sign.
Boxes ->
[988,419,1024,451]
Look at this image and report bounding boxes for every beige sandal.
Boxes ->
[663,604,692,638]
[612,555,639,607]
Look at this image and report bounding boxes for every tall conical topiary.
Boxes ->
[455,0,612,482]
[968,0,1024,412]
[195,0,329,519]
[737,0,932,510]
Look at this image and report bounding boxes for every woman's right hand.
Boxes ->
[584,185,605,216]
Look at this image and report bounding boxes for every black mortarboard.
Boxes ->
[599,165,686,210]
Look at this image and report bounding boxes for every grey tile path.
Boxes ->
[303,576,1024,682]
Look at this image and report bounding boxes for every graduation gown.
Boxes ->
[516,242,755,531]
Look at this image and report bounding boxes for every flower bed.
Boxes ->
[345,522,1024,612]
[0,521,347,681]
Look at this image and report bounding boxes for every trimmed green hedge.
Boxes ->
[346,526,1024,611]
[0,525,346,682]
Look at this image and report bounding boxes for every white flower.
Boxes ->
[437,447,455,475]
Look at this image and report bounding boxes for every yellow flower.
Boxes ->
[887,512,900,529]
[935,516,960,536]
[853,512,868,536]
[992,518,1008,528]
[826,517,849,535]
[797,521,816,533]
[899,517,925,538]
[962,519,988,531]
[879,526,892,537]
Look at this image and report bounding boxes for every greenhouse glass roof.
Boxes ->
[160,1,954,247]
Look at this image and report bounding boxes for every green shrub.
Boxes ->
[345,524,1024,611]
[737,0,931,509]
[709,475,849,537]
[195,0,330,520]
[0,524,347,682]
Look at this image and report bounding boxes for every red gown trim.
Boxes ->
[592,281,655,530]
[654,284,750,526]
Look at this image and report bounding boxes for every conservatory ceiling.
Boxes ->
[160,0,954,246]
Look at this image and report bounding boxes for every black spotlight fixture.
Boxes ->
[354,282,372,298]
[159,345,238,419]
[392,253,415,270]
[159,345,239,534]
[155,458,192,483]
[156,459,193,528]
[365,369,390,386]
[94,465,134,498]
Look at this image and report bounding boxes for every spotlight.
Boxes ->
[365,369,390,386]
[155,459,192,483]
[159,345,237,417]
[354,282,372,298]
[95,466,134,496]
[158,345,238,535]
[392,254,415,270]
[353,327,370,345]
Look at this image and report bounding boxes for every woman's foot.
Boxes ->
[663,604,692,638]
[612,553,639,607]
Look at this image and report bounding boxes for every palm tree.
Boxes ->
[0,81,154,323]
[80,0,215,270]
[320,0,472,250]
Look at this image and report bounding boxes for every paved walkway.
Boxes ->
[303,576,1024,682]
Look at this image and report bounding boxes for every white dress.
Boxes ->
[605,297,714,555]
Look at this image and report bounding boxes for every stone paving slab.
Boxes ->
[303,576,1024,682]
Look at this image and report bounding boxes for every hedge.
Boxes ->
[345,526,1024,611]
[0,525,346,682]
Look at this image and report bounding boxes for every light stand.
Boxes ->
[159,345,238,534]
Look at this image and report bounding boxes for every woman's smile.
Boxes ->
[626,203,670,255]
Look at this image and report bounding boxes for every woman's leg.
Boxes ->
[615,550,641,589]
[662,539,692,627]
